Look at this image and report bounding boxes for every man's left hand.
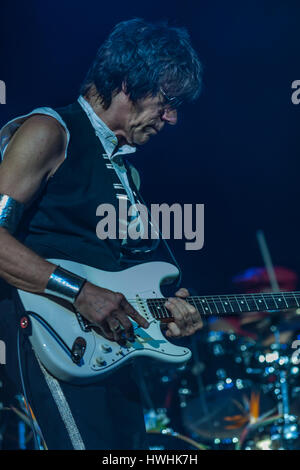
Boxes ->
[164,288,203,338]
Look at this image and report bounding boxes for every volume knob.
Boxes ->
[95,356,106,366]
[101,343,112,353]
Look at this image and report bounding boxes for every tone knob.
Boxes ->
[101,343,112,353]
[95,356,106,366]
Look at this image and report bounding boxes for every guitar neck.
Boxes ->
[146,291,300,321]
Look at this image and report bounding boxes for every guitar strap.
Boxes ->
[10,287,85,450]
[35,354,86,450]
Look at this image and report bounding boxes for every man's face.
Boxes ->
[123,93,178,146]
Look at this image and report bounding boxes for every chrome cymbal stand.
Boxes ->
[0,377,3,449]
[271,326,299,449]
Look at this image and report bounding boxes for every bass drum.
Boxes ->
[147,430,209,450]
[239,419,300,450]
[181,383,276,445]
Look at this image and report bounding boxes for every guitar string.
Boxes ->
[127,294,300,305]
[128,291,300,300]
[127,292,300,301]
[126,294,300,318]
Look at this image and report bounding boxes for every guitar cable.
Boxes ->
[17,328,40,450]
[132,186,183,289]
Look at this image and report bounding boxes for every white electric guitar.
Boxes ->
[17,259,300,383]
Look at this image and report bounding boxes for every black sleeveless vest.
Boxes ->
[18,101,167,271]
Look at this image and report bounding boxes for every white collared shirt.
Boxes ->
[77,95,138,207]
[77,95,150,244]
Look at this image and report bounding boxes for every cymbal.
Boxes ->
[182,385,276,441]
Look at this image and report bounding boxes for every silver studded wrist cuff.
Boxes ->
[45,266,86,304]
[0,194,25,234]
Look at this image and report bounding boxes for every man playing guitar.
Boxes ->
[0,19,203,449]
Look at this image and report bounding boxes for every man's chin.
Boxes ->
[134,134,151,145]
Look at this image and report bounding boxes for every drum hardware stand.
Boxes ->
[185,330,217,443]
[190,332,210,415]
[0,378,3,449]
[133,359,173,434]
[255,230,299,449]
[269,326,299,449]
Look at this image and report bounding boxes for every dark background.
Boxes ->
[1,0,300,295]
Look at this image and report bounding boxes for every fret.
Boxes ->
[157,303,166,319]
[236,297,250,313]
[206,299,214,314]
[205,299,219,315]
[199,298,213,315]
[293,293,300,308]
[280,294,297,309]
[255,294,268,310]
[236,296,250,312]
[235,296,242,312]
[260,294,269,310]
[226,297,239,314]
[271,294,294,309]
[191,298,208,316]
[220,297,234,314]
[284,294,297,309]
[281,294,289,309]
[243,296,259,312]
[253,295,262,310]
[260,294,276,310]
[146,300,166,320]
[161,302,170,319]
[274,295,284,309]
[205,297,224,314]
[271,294,279,309]
[147,300,156,318]
[218,296,227,314]
[242,295,251,312]
[210,297,219,314]
[194,298,207,315]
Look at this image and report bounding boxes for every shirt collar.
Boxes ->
[77,95,136,160]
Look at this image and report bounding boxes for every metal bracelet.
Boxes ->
[45,266,86,304]
[0,194,25,234]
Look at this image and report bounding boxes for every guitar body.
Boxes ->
[17,260,191,383]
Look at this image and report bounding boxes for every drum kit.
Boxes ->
[1,309,300,451]
[144,233,300,450]
[144,311,300,450]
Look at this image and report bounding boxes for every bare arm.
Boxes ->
[0,114,67,292]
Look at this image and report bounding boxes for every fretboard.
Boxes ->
[146,292,300,321]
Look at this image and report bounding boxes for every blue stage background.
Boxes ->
[1,0,300,295]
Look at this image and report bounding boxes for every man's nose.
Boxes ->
[161,108,178,125]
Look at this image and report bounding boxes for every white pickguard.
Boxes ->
[17,260,192,383]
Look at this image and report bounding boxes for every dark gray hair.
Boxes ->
[80,18,203,109]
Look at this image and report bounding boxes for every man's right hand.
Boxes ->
[74,282,150,342]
